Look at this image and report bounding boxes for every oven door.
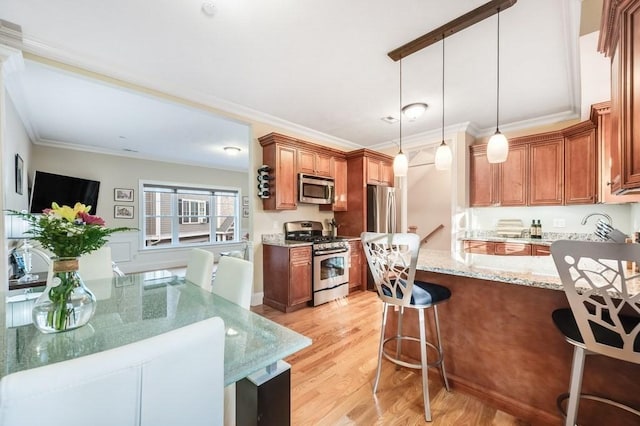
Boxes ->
[313,249,349,295]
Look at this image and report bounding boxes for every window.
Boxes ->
[142,183,239,248]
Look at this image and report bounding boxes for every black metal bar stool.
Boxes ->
[361,232,451,422]
[551,240,640,426]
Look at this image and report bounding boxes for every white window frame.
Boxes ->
[139,180,241,250]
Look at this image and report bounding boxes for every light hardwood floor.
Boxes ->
[253,290,530,425]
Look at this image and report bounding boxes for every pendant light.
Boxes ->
[393,58,408,177]
[486,8,509,164]
[434,36,452,171]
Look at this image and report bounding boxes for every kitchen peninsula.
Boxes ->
[402,249,640,426]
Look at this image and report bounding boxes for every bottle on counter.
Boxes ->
[530,220,536,239]
[536,220,542,239]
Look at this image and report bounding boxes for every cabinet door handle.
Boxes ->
[606,181,612,186]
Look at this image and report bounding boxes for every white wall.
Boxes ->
[4,93,30,212]
[29,145,249,273]
[468,203,634,237]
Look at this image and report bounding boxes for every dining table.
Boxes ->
[1,270,312,424]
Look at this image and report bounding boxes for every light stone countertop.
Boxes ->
[417,249,640,298]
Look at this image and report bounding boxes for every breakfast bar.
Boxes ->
[389,249,640,426]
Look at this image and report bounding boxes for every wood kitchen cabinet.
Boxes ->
[463,240,550,256]
[298,149,332,177]
[259,134,298,210]
[259,133,346,211]
[334,149,394,237]
[590,102,640,202]
[348,240,363,292]
[463,240,496,254]
[494,242,531,256]
[263,244,312,313]
[564,121,597,205]
[366,156,394,186]
[469,143,526,207]
[528,136,564,206]
[531,244,551,256]
[469,145,497,207]
[600,1,640,193]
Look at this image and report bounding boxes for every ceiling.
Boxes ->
[0,0,598,170]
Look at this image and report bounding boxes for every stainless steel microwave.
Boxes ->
[299,173,334,205]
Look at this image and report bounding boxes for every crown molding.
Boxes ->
[13,36,361,151]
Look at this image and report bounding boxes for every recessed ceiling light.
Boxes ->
[224,146,241,155]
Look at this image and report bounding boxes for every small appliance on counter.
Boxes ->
[495,219,525,238]
[284,221,350,306]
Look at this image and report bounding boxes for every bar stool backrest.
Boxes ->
[361,232,420,307]
[551,240,640,363]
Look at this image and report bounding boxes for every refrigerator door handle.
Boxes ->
[371,187,378,232]
[388,190,396,233]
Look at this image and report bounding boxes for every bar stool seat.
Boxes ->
[551,240,640,426]
[361,232,451,422]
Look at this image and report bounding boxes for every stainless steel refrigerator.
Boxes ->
[366,185,398,233]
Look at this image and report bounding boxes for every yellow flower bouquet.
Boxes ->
[11,203,134,332]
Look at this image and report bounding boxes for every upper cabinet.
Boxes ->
[260,134,298,210]
[528,135,564,206]
[298,149,332,177]
[599,0,640,193]
[469,143,525,207]
[469,124,599,208]
[366,156,394,186]
[590,102,640,202]
[259,133,352,211]
[564,121,597,205]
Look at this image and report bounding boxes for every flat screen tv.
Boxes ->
[30,171,100,214]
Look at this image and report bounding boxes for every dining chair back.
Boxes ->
[551,240,640,425]
[0,316,226,426]
[79,246,115,300]
[212,255,254,309]
[185,248,215,290]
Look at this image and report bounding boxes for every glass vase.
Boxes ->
[32,258,97,333]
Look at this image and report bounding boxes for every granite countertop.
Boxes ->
[460,236,554,246]
[416,249,639,298]
[262,240,312,248]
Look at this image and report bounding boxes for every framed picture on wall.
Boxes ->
[114,188,134,202]
[114,205,134,219]
[15,154,23,195]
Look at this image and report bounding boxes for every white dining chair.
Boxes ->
[0,316,226,426]
[185,248,215,290]
[79,246,115,300]
[212,255,254,309]
[208,255,253,426]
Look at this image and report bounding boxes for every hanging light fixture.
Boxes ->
[393,58,408,177]
[434,36,453,171]
[487,8,509,163]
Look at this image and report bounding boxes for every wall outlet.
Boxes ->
[552,218,566,228]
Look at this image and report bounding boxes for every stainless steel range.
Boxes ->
[284,221,350,306]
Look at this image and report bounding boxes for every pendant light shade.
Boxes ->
[394,59,408,177]
[487,8,508,164]
[393,152,408,176]
[435,35,452,171]
[487,131,508,163]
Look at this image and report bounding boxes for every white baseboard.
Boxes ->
[250,292,263,307]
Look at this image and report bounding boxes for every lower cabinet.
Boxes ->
[348,240,363,292]
[463,240,550,256]
[263,245,312,312]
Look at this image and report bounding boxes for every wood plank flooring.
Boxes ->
[252,290,530,425]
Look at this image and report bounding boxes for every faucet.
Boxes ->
[580,212,612,226]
